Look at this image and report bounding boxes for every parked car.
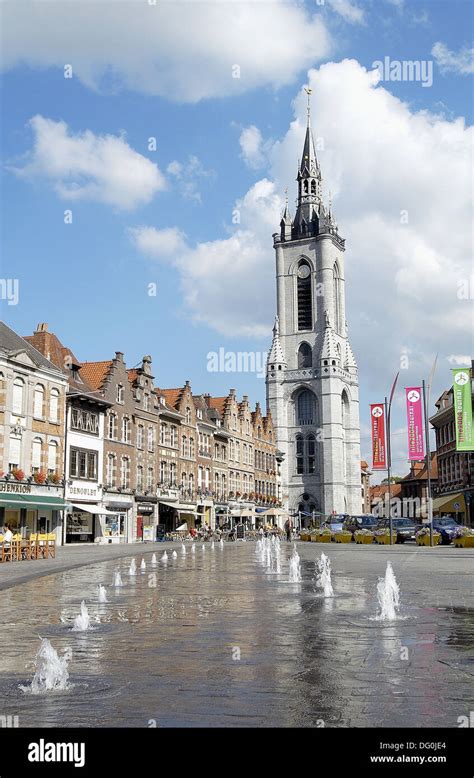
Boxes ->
[377,518,419,543]
[344,515,378,537]
[320,517,344,534]
[431,516,463,544]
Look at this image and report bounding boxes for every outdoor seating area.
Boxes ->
[0,533,56,562]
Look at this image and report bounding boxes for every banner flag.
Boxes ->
[406,387,425,460]
[452,369,474,451]
[371,403,386,469]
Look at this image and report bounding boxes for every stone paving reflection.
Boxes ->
[0,542,472,728]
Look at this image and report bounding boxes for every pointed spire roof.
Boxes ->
[268,316,286,364]
[299,87,320,179]
[281,188,292,224]
[344,339,358,369]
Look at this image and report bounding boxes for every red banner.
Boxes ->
[371,403,386,470]
[405,387,425,461]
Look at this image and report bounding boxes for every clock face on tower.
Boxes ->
[297,264,311,279]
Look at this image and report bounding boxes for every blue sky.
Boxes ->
[1,0,472,477]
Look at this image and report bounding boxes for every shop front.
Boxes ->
[158,500,196,532]
[0,480,67,543]
[135,498,158,542]
[432,492,467,524]
[99,497,133,544]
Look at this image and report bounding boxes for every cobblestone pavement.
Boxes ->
[0,541,472,728]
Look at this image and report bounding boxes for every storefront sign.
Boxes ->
[405,387,424,460]
[68,484,98,498]
[137,504,154,514]
[370,403,387,470]
[0,482,32,494]
[452,369,474,451]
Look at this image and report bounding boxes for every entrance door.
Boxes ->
[137,515,143,540]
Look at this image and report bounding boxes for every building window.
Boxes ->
[160,461,167,484]
[170,462,176,485]
[33,385,44,418]
[136,465,143,492]
[182,435,187,457]
[12,378,24,415]
[117,384,124,404]
[107,454,116,487]
[160,423,167,445]
[144,394,150,411]
[189,437,195,458]
[69,448,97,480]
[307,434,316,473]
[198,466,203,488]
[32,437,42,472]
[9,435,21,471]
[108,413,117,440]
[122,416,131,444]
[120,457,130,489]
[47,441,58,474]
[185,406,191,424]
[170,426,177,447]
[72,408,99,434]
[296,434,304,475]
[148,427,155,453]
[297,260,312,330]
[297,390,315,425]
[147,467,154,491]
[137,424,144,449]
[298,343,312,369]
[50,388,60,422]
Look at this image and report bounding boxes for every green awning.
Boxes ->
[0,494,68,510]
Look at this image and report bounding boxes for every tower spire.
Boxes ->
[294,85,322,237]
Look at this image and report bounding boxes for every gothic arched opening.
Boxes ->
[298,342,312,369]
[297,260,312,330]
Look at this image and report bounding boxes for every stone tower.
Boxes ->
[266,91,361,518]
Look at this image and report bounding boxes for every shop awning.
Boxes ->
[159,501,196,513]
[71,503,117,516]
[432,493,466,513]
[0,494,68,509]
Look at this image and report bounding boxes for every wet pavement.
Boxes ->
[0,541,472,728]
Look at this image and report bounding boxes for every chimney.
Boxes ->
[115,351,124,362]
[35,323,48,333]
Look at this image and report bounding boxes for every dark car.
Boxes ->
[431,516,462,544]
[320,517,344,534]
[344,515,378,537]
[377,518,419,543]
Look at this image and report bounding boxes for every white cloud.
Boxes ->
[166,155,215,203]
[447,355,472,366]
[13,115,165,210]
[327,0,365,25]
[239,126,267,169]
[432,42,474,76]
[2,0,331,102]
[131,59,472,393]
[128,226,187,258]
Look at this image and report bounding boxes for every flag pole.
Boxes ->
[422,379,433,547]
[386,372,399,545]
[385,396,392,544]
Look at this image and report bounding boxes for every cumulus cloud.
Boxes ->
[128,226,187,258]
[447,355,472,366]
[166,155,215,203]
[131,59,473,400]
[2,0,331,102]
[13,115,165,210]
[327,0,365,25]
[239,126,267,169]
[432,42,474,76]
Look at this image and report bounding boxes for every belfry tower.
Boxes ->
[266,89,361,518]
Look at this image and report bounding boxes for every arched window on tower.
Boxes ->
[304,180,308,194]
[297,390,315,426]
[311,179,316,195]
[296,435,304,474]
[297,260,312,330]
[307,434,316,474]
[298,342,312,369]
[333,262,342,333]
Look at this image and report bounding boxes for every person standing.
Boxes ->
[285,518,292,542]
